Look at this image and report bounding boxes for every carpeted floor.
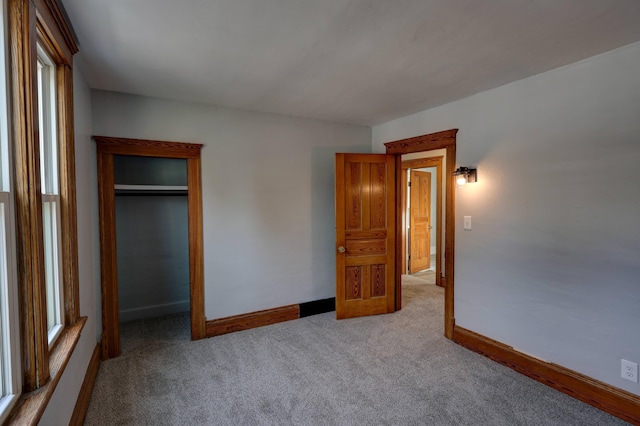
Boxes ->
[402,271,435,286]
[84,276,629,425]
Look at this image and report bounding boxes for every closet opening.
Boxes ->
[114,155,190,323]
[96,136,205,360]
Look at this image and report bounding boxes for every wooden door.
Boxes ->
[409,170,431,273]
[335,154,395,319]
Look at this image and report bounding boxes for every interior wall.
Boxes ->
[116,195,190,321]
[91,91,371,319]
[40,68,99,423]
[373,41,640,395]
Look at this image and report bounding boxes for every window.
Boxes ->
[0,0,21,421]
[0,0,80,421]
[36,45,64,345]
[0,193,20,420]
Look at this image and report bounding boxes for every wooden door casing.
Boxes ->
[401,157,443,285]
[385,128,457,338]
[335,154,395,319]
[95,136,205,359]
[409,170,431,273]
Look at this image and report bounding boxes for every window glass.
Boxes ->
[36,45,63,344]
[0,201,14,399]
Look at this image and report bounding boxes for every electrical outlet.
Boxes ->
[621,359,638,383]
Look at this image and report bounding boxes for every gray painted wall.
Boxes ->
[373,41,640,395]
[41,68,99,423]
[116,195,190,321]
[91,91,371,319]
[114,156,190,321]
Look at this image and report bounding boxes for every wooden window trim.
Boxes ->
[9,0,51,392]
[6,317,86,424]
[6,0,81,423]
[33,0,77,65]
[35,0,80,327]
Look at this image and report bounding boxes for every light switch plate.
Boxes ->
[463,216,472,230]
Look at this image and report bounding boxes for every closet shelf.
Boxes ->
[114,184,188,196]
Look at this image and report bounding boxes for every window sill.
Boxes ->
[7,316,87,425]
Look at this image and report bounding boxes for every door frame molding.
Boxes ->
[385,129,457,339]
[402,157,443,286]
[94,136,206,359]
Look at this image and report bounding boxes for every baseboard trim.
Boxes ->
[452,326,640,425]
[69,343,101,426]
[119,300,190,323]
[206,304,300,337]
[300,297,335,318]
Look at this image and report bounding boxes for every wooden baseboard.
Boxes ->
[206,305,300,337]
[69,344,101,426]
[452,326,640,425]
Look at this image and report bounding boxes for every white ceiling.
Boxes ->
[61,0,640,126]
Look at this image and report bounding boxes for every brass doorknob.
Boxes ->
[338,246,346,253]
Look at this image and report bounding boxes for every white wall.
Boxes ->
[91,91,371,319]
[40,67,100,423]
[373,41,640,395]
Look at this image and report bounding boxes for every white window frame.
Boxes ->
[36,43,64,346]
[0,196,20,422]
[0,0,22,421]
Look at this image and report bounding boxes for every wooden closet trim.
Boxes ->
[94,136,206,359]
[385,129,457,339]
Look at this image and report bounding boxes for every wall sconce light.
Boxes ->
[453,167,477,186]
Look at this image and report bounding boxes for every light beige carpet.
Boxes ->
[402,271,436,286]
[84,280,627,425]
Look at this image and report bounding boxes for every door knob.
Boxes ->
[338,246,346,253]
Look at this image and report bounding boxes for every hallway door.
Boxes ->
[409,170,431,273]
[335,154,396,319]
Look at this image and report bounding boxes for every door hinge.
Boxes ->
[408,181,412,187]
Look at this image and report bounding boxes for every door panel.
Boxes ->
[336,154,395,319]
[409,170,431,273]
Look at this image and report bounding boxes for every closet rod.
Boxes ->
[114,184,187,191]
[114,184,188,196]
[115,191,188,196]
